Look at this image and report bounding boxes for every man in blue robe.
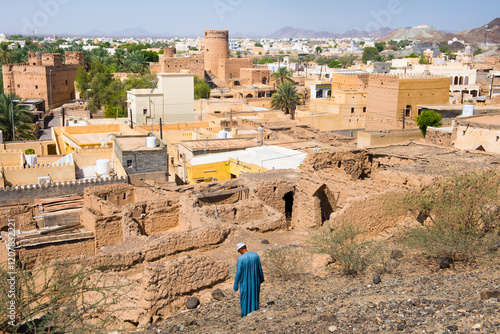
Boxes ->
[233,243,264,317]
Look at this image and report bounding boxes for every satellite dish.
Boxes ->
[258,126,263,132]
[84,117,88,122]
[101,140,107,147]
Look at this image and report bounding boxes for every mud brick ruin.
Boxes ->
[1,142,499,327]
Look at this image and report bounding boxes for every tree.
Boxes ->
[315,46,322,54]
[419,54,429,64]
[0,42,14,65]
[194,75,211,99]
[254,42,263,47]
[271,82,303,120]
[0,93,37,141]
[338,54,356,68]
[416,109,442,136]
[328,59,342,68]
[374,42,386,52]
[272,67,294,85]
[362,47,379,63]
[473,48,483,56]
[0,259,133,333]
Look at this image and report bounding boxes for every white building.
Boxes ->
[127,73,195,125]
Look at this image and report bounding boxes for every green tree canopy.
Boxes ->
[0,93,37,141]
[272,67,294,85]
[362,47,380,63]
[271,82,303,120]
[416,109,442,136]
[194,76,211,99]
[374,42,386,52]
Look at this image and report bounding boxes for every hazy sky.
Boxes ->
[1,0,497,37]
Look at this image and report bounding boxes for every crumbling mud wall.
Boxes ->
[0,205,36,232]
[72,223,232,272]
[82,184,182,249]
[186,200,286,232]
[141,255,228,321]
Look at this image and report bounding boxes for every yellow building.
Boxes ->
[185,146,306,184]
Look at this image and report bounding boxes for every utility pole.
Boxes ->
[86,89,92,120]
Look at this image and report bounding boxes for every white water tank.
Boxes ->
[146,136,156,148]
[0,130,3,144]
[462,105,474,117]
[96,159,110,176]
[217,130,229,139]
[25,155,37,166]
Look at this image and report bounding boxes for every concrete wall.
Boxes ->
[2,162,75,187]
[357,130,424,148]
[454,122,500,154]
[0,150,23,166]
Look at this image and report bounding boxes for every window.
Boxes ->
[351,107,355,113]
[65,80,68,85]
[143,108,148,115]
[363,107,366,113]
[35,85,38,89]
[418,109,423,116]
[127,160,133,168]
[405,105,412,117]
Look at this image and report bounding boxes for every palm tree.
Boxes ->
[272,67,294,85]
[0,42,14,65]
[0,93,37,141]
[271,82,303,120]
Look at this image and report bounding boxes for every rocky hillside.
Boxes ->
[378,25,452,42]
[139,248,500,333]
[267,26,394,39]
[455,18,500,44]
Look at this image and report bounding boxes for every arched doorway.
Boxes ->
[262,77,267,85]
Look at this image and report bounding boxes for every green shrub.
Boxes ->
[393,170,500,265]
[24,149,35,155]
[309,222,370,276]
[263,247,304,281]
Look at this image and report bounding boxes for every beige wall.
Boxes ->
[357,130,424,148]
[454,124,500,154]
[0,150,23,166]
[2,162,75,186]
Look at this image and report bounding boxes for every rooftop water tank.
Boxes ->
[25,154,37,166]
[146,136,156,148]
[96,159,110,178]
[462,105,474,117]
[217,130,229,139]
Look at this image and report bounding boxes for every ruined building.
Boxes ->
[2,51,84,109]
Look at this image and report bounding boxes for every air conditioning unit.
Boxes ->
[38,176,51,185]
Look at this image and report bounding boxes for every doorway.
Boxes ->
[283,191,294,219]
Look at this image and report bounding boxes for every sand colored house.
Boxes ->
[365,74,450,131]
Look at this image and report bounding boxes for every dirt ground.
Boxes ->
[132,228,500,334]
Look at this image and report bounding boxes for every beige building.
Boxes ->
[297,90,368,131]
[127,73,195,125]
[366,74,450,131]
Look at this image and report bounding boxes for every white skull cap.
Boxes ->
[236,243,246,250]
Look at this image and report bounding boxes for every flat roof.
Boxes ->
[458,114,500,126]
[190,145,307,170]
[71,132,118,145]
[181,138,259,152]
[115,137,161,151]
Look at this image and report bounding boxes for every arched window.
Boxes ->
[464,76,469,85]
[454,76,459,85]
[459,76,464,85]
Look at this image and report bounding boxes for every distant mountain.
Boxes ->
[267,26,394,39]
[340,27,394,39]
[454,18,500,44]
[378,25,452,42]
[83,27,175,38]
